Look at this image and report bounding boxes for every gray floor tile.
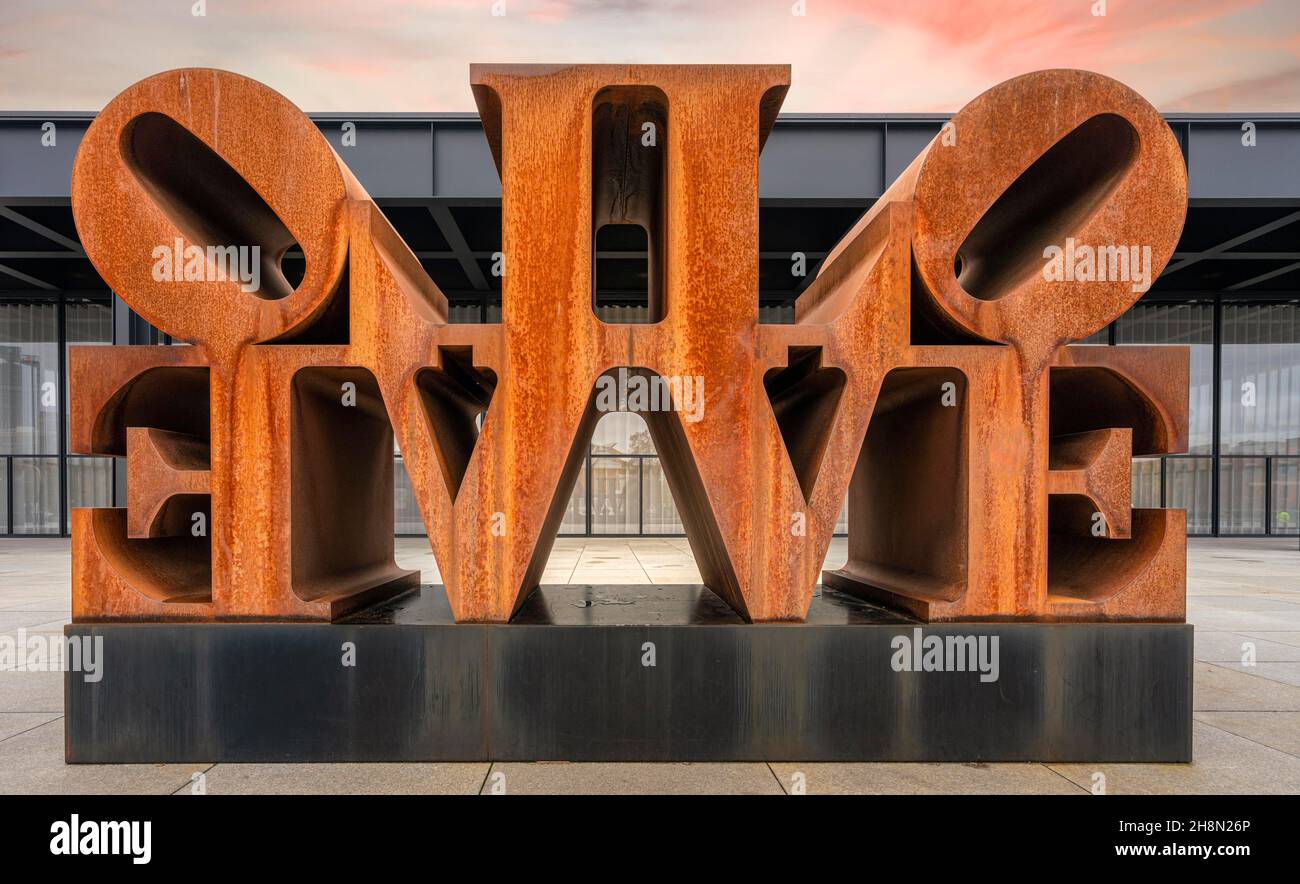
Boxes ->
[1194,630,1300,663]
[1239,631,1300,648]
[766,762,1085,795]
[0,720,201,795]
[1194,711,1300,757]
[481,762,783,794]
[1194,662,1300,710]
[1048,721,1300,794]
[0,712,60,742]
[0,612,68,631]
[1201,661,1300,687]
[183,762,490,795]
[0,669,62,713]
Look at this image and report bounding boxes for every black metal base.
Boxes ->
[65,585,1193,763]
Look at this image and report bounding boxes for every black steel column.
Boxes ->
[1264,456,1272,536]
[56,295,67,537]
[5,457,12,536]
[1211,297,1222,536]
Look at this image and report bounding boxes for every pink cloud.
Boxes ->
[0,0,1295,112]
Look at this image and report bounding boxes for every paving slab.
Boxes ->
[1194,661,1300,710]
[0,712,60,742]
[1199,661,1300,687]
[1194,630,1300,663]
[1048,721,1300,794]
[0,720,201,795]
[1194,711,1300,757]
[480,762,783,795]
[181,762,490,795]
[0,669,62,714]
[766,761,1085,795]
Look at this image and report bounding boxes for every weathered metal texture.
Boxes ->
[818,71,1189,621]
[68,65,1188,625]
[70,69,416,621]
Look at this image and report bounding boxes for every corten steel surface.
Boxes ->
[68,65,1188,624]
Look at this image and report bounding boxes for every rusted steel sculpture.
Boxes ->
[68,65,1188,625]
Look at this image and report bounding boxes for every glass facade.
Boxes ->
[0,296,115,535]
[390,406,846,538]
[1115,300,1300,536]
[1219,304,1300,534]
[550,410,847,537]
[3,293,1297,538]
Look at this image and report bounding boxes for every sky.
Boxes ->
[1,0,1297,113]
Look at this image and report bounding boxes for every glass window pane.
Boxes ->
[393,456,424,534]
[12,456,59,534]
[591,411,653,455]
[559,459,587,535]
[1116,302,1213,455]
[66,456,114,510]
[641,458,682,534]
[1221,303,1300,457]
[1272,457,1298,535]
[0,302,60,455]
[64,301,113,452]
[1131,457,1161,509]
[1167,456,1213,535]
[1219,457,1266,535]
[590,456,639,534]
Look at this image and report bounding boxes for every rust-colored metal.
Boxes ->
[68,65,1189,625]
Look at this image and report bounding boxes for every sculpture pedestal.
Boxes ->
[65,585,1192,763]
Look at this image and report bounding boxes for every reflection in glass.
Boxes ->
[1167,456,1213,535]
[1221,304,1300,457]
[642,458,681,533]
[66,456,113,510]
[1116,302,1213,455]
[590,456,639,534]
[560,459,587,535]
[1219,457,1266,535]
[12,456,58,534]
[591,411,654,455]
[64,301,113,451]
[0,302,59,456]
[393,456,424,535]
[1274,458,1299,535]
[1131,457,1161,509]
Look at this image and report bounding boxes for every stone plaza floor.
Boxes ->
[0,535,1297,794]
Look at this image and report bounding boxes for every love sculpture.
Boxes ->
[67,64,1188,626]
